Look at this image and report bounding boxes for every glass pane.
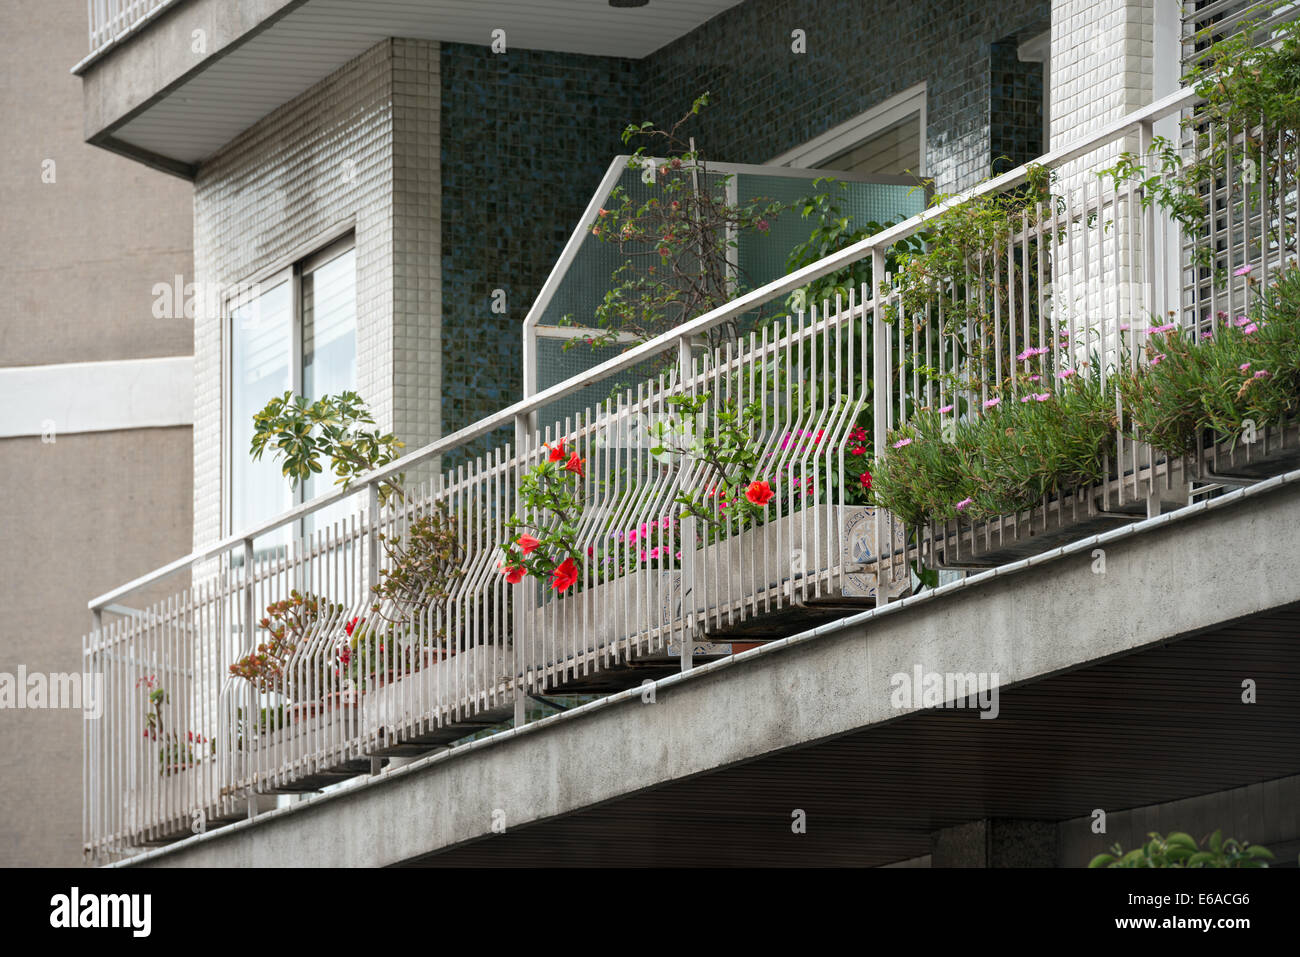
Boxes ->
[302,247,358,536]
[231,278,293,549]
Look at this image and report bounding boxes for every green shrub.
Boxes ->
[1122,266,1300,454]
[871,371,1118,526]
[1089,830,1272,868]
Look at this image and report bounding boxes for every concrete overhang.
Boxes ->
[74,0,745,179]
[119,469,1300,867]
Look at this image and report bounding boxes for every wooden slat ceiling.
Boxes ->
[403,605,1300,866]
[111,0,745,166]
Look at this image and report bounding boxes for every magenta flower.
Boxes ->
[1253,369,1270,379]
[1028,374,1041,382]
[1148,322,1176,334]
[1016,345,1049,361]
[892,437,913,449]
[938,404,954,414]
[1242,322,1259,335]
[955,497,974,511]
[1239,362,1251,373]
[1233,264,1253,277]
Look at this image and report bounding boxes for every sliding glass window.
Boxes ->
[227,235,357,552]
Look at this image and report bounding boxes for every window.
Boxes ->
[226,234,357,546]
[770,83,927,178]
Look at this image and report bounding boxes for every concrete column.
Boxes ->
[931,819,1059,867]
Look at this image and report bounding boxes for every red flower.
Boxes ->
[345,616,359,637]
[859,471,873,491]
[547,441,566,463]
[550,556,579,592]
[850,445,866,456]
[745,480,775,506]
[502,562,527,584]
[339,646,352,667]
[517,534,540,555]
[564,451,585,477]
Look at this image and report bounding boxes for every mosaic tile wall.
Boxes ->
[637,0,1051,196]
[990,38,1046,175]
[437,43,637,445]
[437,0,1050,438]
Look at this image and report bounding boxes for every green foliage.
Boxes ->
[564,93,784,351]
[1089,830,1273,868]
[871,369,1118,526]
[229,590,343,697]
[888,164,1056,359]
[652,392,773,538]
[1121,266,1300,454]
[250,390,405,506]
[1102,15,1300,279]
[371,503,464,632]
[500,440,587,591]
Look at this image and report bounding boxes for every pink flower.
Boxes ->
[955,497,974,511]
[892,437,913,449]
[1058,368,1076,380]
[1235,315,1251,326]
[674,551,682,560]
[1233,264,1253,277]
[1253,369,1270,379]
[983,397,1001,409]
[1028,375,1041,382]
[1016,345,1049,361]
[1020,395,1033,403]
[1148,322,1177,334]
[1034,393,1051,401]
[1239,363,1251,373]
[938,404,954,414]
[1151,353,1167,365]
[1242,323,1258,335]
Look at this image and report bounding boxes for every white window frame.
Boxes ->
[768,82,927,175]
[221,227,356,541]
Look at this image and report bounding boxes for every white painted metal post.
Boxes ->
[241,537,258,819]
[513,412,530,725]
[678,334,696,672]
[870,247,889,590]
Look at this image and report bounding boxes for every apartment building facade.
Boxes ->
[67,0,1300,866]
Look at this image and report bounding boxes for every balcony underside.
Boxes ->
[76,0,744,177]
[121,471,1300,868]
[409,609,1300,867]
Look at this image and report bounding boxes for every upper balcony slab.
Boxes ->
[75,0,744,178]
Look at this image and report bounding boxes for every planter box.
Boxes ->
[927,482,1143,569]
[523,504,903,669]
[1195,420,1300,482]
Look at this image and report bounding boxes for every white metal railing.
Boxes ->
[86,0,174,56]
[84,82,1299,861]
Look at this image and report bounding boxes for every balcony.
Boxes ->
[82,79,1300,861]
